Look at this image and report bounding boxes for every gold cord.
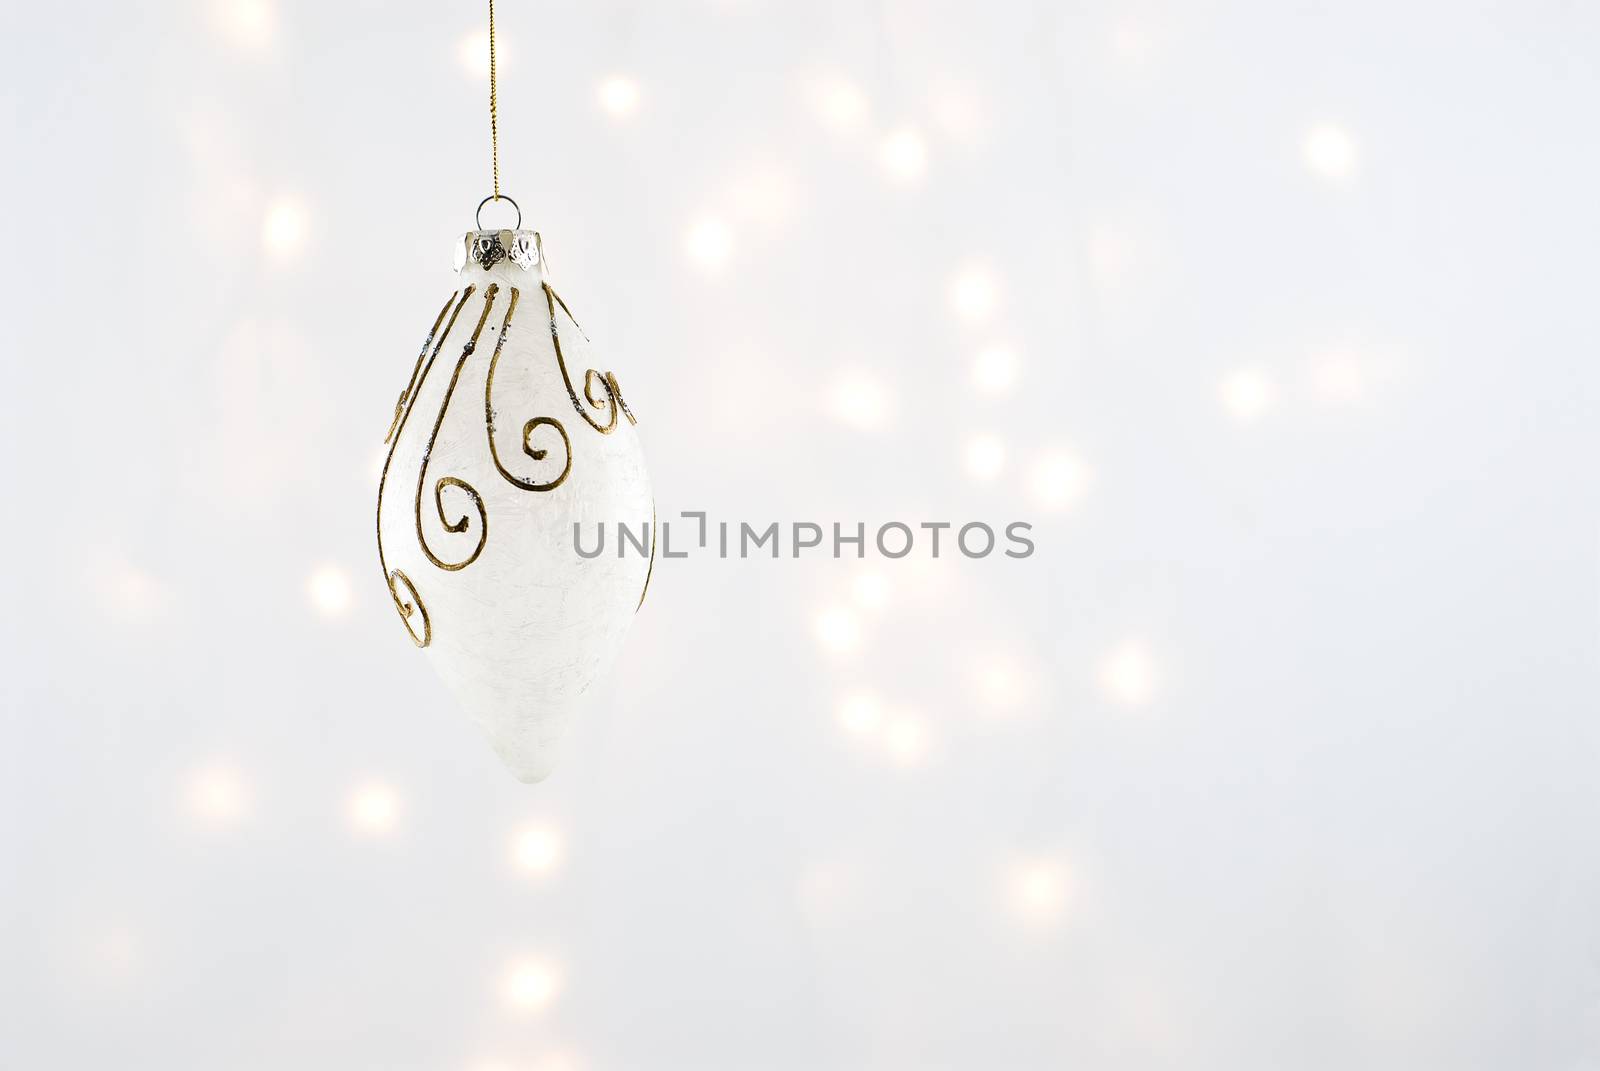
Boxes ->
[488,0,500,200]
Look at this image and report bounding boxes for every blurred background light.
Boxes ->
[259,195,307,261]
[511,824,563,877]
[306,564,354,619]
[850,568,890,612]
[826,367,892,432]
[1026,448,1092,512]
[1218,367,1277,423]
[186,762,251,827]
[501,959,561,1013]
[813,605,862,656]
[836,691,884,738]
[1099,642,1157,707]
[883,713,931,767]
[210,0,275,51]
[964,433,1007,481]
[878,126,928,183]
[347,783,401,836]
[971,344,1019,395]
[808,73,869,135]
[596,74,640,119]
[1302,121,1360,184]
[948,263,1000,323]
[1006,858,1070,927]
[683,215,734,273]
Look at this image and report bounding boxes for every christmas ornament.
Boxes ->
[375,1,653,782]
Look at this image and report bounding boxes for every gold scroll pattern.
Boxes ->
[377,278,643,647]
[376,287,475,646]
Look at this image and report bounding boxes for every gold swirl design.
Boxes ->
[486,287,574,490]
[387,569,432,647]
[379,263,647,650]
[375,287,476,648]
[544,282,638,433]
[416,285,500,571]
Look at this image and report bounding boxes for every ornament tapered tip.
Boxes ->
[484,721,566,784]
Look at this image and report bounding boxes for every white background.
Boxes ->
[3,1,1599,1068]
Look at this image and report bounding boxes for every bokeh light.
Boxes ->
[1218,367,1277,423]
[1026,449,1092,512]
[971,345,1019,395]
[1100,642,1157,706]
[814,606,862,655]
[808,74,869,134]
[306,564,353,618]
[211,0,275,51]
[186,762,251,827]
[501,959,561,1013]
[879,126,928,183]
[511,825,563,876]
[884,713,931,767]
[596,75,640,119]
[964,433,1007,481]
[835,691,883,737]
[949,263,1000,323]
[684,215,734,273]
[1302,122,1360,184]
[1006,858,1070,927]
[260,195,307,261]
[826,367,892,432]
[850,568,890,612]
[347,783,401,836]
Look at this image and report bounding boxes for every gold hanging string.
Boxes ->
[488,0,500,200]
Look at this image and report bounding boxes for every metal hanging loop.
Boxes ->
[476,194,522,231]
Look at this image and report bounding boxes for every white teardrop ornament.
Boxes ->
[376,227,653,782]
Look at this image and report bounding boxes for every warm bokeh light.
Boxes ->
[968,653,1036,717]
[836,691,883,737]
[850,568,890,612]
[211,0,275,51]
[1310,347,1369,401]
[1007,858,1070,926]
[814,606,862,655]
[347,783,401,835]
[949,263,1000,323]
[502,959,561,1013]
[511,824,563,876]
[306,564,353,618]
[1219,367,1276,423]
[964,433,1006,481]
[727,162,799,233]
[808,74,869,134]
[879,126,928,183]
[971,345,1019,395]
[186,762,250,826]
[684,215,734,272]
[456,28,511,81]
[597,74,640,118]
[89,552,170,621]
[260,195,307,261]
[1302,122,1359,184]
[1100,642,1157,706]
[826,367,891,432]
[884,714,931,767]
[1027,449,1092,512]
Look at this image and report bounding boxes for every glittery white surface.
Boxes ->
[380,250,652,781]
